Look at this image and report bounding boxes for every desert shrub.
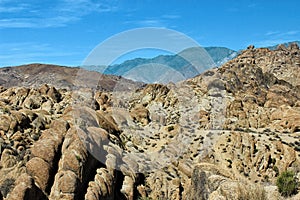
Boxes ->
[167,125,174,131]
[237,183,267,200]
[0,178,15,197]
[221,181,267,200]
[273,165,279,176]
[276,170,298,197]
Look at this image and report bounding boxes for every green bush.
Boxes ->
[276,171,298,197]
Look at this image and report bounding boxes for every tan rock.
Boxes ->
[0,115,12,132]
[31,138,56,164]
[49,170,78,199]
[1,149,17,168]
[26,157,50,192]
[130,106,150,125]
[7,173,47,200]
[58,170,78,193]
[121,176,134,200]
[47,86,61,103]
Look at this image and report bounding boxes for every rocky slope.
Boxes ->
[0,63,143,91]
[0,43,299,200]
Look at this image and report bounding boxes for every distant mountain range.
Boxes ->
[84,46,237,83]
[2,41,299,84]
[93,41,299,83]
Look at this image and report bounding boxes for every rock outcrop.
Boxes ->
[0,43,300,199]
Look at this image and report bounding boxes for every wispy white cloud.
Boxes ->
[0,18,34,28]
[0,16,80,28]
[0,0,118,28]
[283,30,299,36]
[265,31,280,36]
[253,30,300,47]
[59,0,118,15]
[0,42,83,66]
[226,3,260,12]
[265,30,299,37]
[124,13,180,28]
[0,3,29,13]
[124,18,165,27]
[0,43,55,53]
[132,19,165,27]
[255,39,296,47]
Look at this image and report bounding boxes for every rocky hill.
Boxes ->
[0,43,299,200]
[267,41,300,50]
[0,63,143,91]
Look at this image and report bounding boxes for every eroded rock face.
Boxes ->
[0,44,300,199]
[7,173,47,200]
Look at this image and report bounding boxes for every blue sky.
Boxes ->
[0,0,300,67]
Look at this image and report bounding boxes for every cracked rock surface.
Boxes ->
[0,44,300,199]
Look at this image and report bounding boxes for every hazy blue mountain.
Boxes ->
[204,47,237,65]
[82,41,300,83]
[99,46,237,83]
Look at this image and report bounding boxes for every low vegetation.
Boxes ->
[276,170,298,197]
[236,183,267,200]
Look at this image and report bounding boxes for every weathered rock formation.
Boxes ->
[0,43,299,199]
